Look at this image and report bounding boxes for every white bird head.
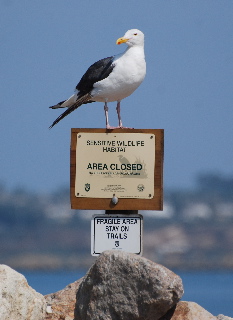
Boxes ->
[116,29,144,47]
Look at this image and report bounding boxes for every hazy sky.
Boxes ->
[1,1,233,193]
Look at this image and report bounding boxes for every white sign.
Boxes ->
[75,132,155,199]
[91,214,143,256]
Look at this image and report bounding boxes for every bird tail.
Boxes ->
[50,94,76,109]
[49,93,92,129]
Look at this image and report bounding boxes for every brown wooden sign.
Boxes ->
[70,128,164,211]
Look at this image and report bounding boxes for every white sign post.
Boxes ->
[91,214,143,256]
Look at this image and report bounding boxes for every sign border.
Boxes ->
[70,128,164,210]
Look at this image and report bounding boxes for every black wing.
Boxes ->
[76,56,115,94]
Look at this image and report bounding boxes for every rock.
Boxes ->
[159,301,217,319]
[74,250,184,320]
[217,315,233,320]
[0,264,46,320]
[45,278,83,320]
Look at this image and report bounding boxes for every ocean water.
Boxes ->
[23,270,233,317]
[178,271,233,317]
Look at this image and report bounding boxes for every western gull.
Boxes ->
[49,29,146,129]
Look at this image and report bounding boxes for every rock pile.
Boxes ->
[1,251,233,320]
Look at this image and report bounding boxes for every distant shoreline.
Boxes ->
[5,252,233,272]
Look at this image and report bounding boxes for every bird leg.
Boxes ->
[116,101,134,129]
[116,101,123,128]
[104,102,114,129]
[104,101,133,130]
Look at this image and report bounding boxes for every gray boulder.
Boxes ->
[0,264,46,320]
[74,250,184,320]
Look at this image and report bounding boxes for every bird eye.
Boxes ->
[134,33,138,36]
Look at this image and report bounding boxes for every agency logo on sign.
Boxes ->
[85,183,90,192]
[115,241,120,247]
[137,184,145,192]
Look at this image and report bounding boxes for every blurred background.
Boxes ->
[0,0,233,316]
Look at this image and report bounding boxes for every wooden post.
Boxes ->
[105,210,138,215]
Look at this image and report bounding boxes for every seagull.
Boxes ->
[49,29,146,129]
[118,155,130,165]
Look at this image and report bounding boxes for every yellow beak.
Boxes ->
[116,37,129,45]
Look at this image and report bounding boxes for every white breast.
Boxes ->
[91,46,146,103]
